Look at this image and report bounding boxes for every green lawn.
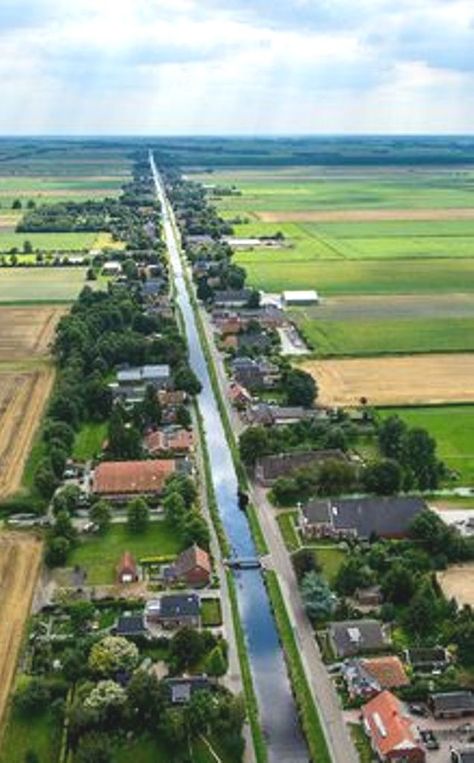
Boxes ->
[312,547,346,585]
[73,421,107,461]
[295,317,474,356]
[378,405,474,485]
[276,511,300,551]
[201,598,223,627]
[0,692,61,763]
[69,522,185,584]
[0,267,89,302]
[0,231,97,252]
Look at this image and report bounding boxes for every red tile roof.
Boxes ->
[93,459,176,495]
[145,429,194,454]
[174,544,211,577]
[361,656,409,689]
[362,690,423,759]
[117,551,137,578]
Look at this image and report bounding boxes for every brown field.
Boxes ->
[0,307,66,361]
[0,367,55,499]
[0,532,43,726]
[438,563,474,607]
[258,207,474,223]
[302,353,474,407]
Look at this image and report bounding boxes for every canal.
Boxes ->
[150,154,309,762]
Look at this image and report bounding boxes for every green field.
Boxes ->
[0,691,61,763]
[296,316,474,356]
[0,267,90,302]
[69,522,184,584]
[0,176,124,193]
[378,405,474,484]
[0,231,97,252]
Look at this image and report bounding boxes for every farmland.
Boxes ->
[0,231,98,252]
[438,563,474,608]
[0,267,90,303]
[0,533,43,727]
[0,306,66,359]
[378,405,474,484]
[301,354,474,407]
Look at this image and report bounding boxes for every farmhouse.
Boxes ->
[329,619,389,658]
[301,496,426,541]
[362,690,425,763]
[144,428,194,456]
[213,289,252,307]
[92,459,178,500]
[117,551,138,584]
[246,403,316,427]
[255,449,347,487]
[145,594,200,629]
[342,656,409,700]
[282,290,319,307]
[231,356,280,390]
[166,544,211,587]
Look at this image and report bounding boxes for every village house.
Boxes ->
[245,403,316,427]
[165,676,213,704]
[404,647,450,673]
[362,690,425,763]
[115,615,147,638]
[342,656,409,700]
[255,449,347,487]
[92,459,179,501]
[145,594,200,629]
[329,619,389,658]
[109,364,171,404]
[301,496,426,541]
[117,552,138,584]
[354,585,384,607]
[231,356,280,390]
[430,692,474,720]
[228,382,252,409]
[144,427,194,456]
[166,544,211,587]
[213,288,252,308]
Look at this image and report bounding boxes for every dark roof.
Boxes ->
[159,594,200,618]
[303,496,426,539]
[406,647,448,666]
[165,676,212,703]
[329,619,387,657]
[431,692,474,713]
[116,615,146,637]
[453,751,474,763]
[257,450,346,482]
[214,289,252,303]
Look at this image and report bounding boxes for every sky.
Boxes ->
[1,0,473,135]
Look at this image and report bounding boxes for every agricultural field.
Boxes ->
[302,353,474,407]
[378,405,474,484]
[0,267,90,302]
[0,231,97,252]
[438,563,474,608]
[0,306,66,360]
[0,533,43,728]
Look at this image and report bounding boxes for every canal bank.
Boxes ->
[150,154,310,763]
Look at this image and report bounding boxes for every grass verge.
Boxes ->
[276,512,300,552]
[264,570,332,763]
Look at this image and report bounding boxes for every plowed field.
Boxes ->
[0,307,65,361]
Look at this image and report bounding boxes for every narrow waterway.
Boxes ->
[150,155,309,763]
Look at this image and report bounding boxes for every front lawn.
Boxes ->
[72,421,107,461]
[201,598,223,627]
[68,521,184,584]
[313,546,346,585]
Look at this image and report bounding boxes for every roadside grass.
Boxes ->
[68,522,184,585]
[201,598,223,627]
[349,723,374,763]
[295,317,474,356]
[264,570,332,763]
[0,267,88,302]
[246,504,269,556]
[72,421,107,461]
[276,512,300,552]
[378,404,474,485]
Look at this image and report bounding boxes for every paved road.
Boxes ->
[251,484,358,763]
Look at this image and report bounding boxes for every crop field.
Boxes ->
[0,533,43,727]
[0,267,89,302]
[0,306,66,360]
[438,563,474,608]
[378,405,474,484]
[0,231,97,252]
[302,354,474,407]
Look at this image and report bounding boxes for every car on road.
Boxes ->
[420,729,439,750]
[409,703,429,717]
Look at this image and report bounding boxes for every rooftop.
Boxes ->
[329,619,387,657]
[303,496,426,539]
[147,594,200,619]
[93,459,177,495]
[362,690,421,759]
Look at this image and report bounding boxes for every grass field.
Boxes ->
[69,522,185,585]
[0,267,89,302]
[379,405,474,484]
[0,701,61,763]
[0,231,94,252]
[72,421,107,461]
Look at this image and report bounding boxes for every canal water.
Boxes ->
[150,155,309,762]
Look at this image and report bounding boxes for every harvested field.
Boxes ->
[0,533,43,727]
[0,307,66,361]
[0,267,88,303]
[0,367,55,499]
[257,208,474,223]
[302,353,474,407]
[438,563,474,607]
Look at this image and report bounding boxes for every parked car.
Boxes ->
[420,730,439,750]
[409,703,429,717]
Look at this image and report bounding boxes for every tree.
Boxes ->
[186,690,216,736]
[381,562,415,605]
[24,752,39,763]
[107,406,142,460]
[301,572,336,621]
[205,645,228,677]
[174,365,202,396]
[170,628,207,672]
[405,579,438,636]
[284,368,317,408]
[45,536,70,567]
[165,474,197,508]
[378,415,407,462]
[335,556,374,597]
[363,459,403,495]
[140,384,162,427]
[127,497,150,533]
[160,707,187,745]
[12,199,22,210]
[122,258,138,280]
[239,427,269,467]
[14,679,50,716]
[55,510,77,544]
[183,511,210,549]
[69,601,95,633]
[75,732,113,763]
[53,485,82,515]
[316,459,357,496]
[126,670,165,731]
[34,459,59,499]
[163,491,186,527]
[405,428,441,490]
[292,548,320,581]
[84,680,127,711]
[88,636,139,676]
[90,500,111,533]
